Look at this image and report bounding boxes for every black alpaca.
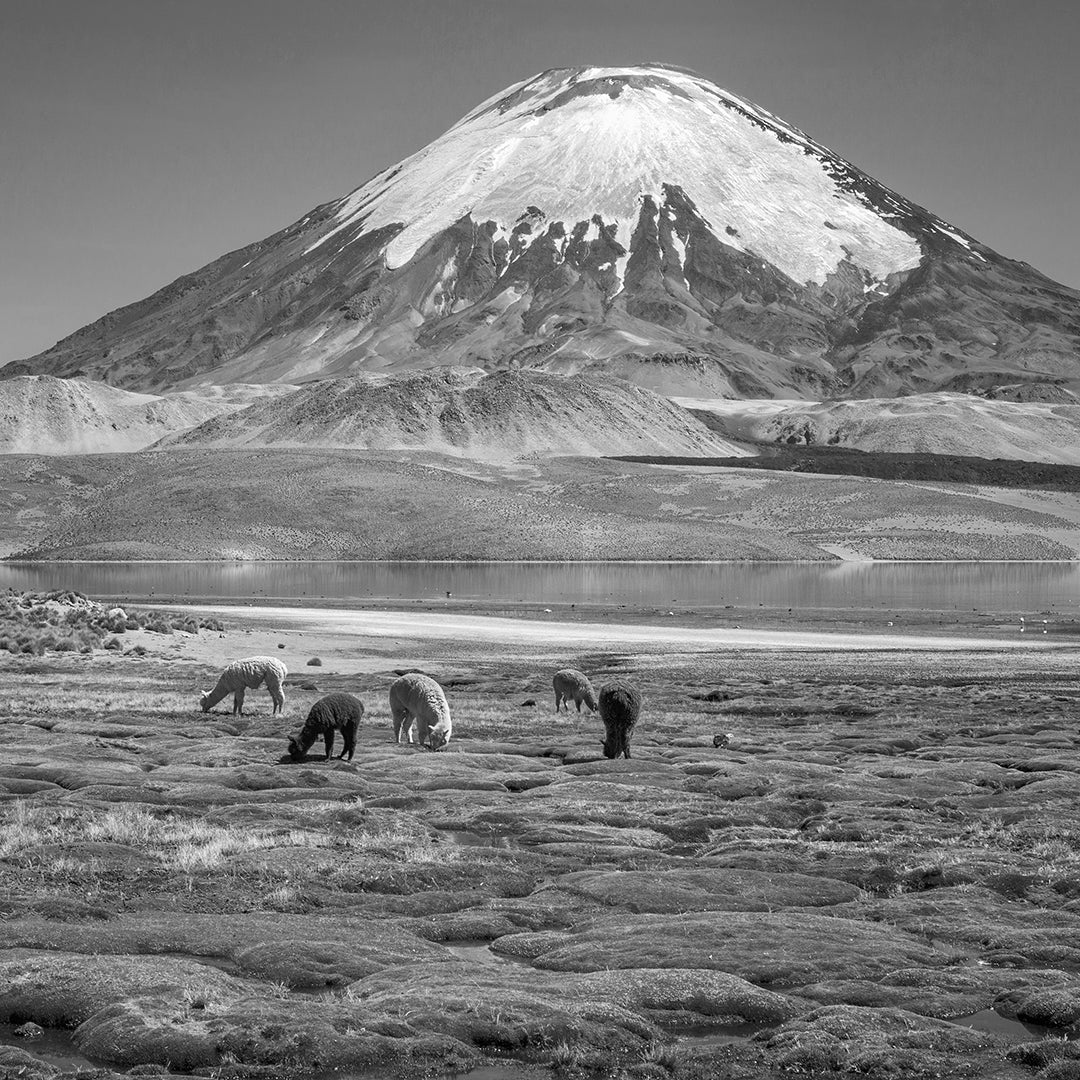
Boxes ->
[287,693,364,762]
[598,680,641,760]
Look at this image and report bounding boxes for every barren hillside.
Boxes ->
[159,370,747,459]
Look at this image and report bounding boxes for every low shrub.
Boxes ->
[0,589,227,656]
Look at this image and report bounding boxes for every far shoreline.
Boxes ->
[5,557,1080,566]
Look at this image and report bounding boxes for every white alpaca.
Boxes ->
[389,673,452,750]
[199,656,287,716]
[552,668,598,713]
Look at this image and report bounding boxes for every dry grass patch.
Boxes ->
[1,803,335,870]
[0,664,200,725]
[0,802,460,877]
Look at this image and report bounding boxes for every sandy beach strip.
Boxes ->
[170,603,1055,652]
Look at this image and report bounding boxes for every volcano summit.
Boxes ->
[8,64,1079,400]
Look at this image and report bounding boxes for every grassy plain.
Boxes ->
[3,447,1080,561]
[2,595,1080,1079]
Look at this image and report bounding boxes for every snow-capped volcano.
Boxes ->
[7,64,1079,398]
[310,64,924,287]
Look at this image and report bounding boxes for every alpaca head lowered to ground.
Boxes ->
[425,722,451,751]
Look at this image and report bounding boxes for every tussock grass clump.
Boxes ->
[550,1041,582,1069]
[640,1042,683,1072]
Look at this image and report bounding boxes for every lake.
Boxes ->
[1,561,1077,614]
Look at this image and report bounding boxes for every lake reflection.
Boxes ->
[1,561,1077,614]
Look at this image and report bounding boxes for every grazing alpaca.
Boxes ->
[287,693,364,762]
[598,680,641,759]
[552,668,598,713]
[199,656,287,716]
[389,673,452,750]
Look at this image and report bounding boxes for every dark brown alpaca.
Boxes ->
[287,693,364,762]
[598,680,641,759]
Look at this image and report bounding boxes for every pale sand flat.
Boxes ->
[169,604,1056,653]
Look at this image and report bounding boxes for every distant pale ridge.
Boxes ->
[0,376,291,455]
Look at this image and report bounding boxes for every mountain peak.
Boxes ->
[308,62,925,287]
[8,64,1078,397]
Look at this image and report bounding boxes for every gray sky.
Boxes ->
[2,0,1078,366]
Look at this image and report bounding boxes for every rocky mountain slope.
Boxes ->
[8,64,1078,399]
[158,370,746,459]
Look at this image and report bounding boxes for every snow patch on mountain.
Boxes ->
[307,64,923,287]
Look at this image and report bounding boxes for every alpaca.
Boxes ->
[199,656,287,716]
[598,679,641,759]
[287,693,364,762]
[552,668,598,713]
[389,673,452,750]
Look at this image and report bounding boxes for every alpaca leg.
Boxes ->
[233,688,246,715]
[391,705,408,743]
[338,722,356,761]
[266,674,284,715]
[575,697,582,713]
[415,715,431,749]
[554,691,561,713]
[323,730,334,760]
